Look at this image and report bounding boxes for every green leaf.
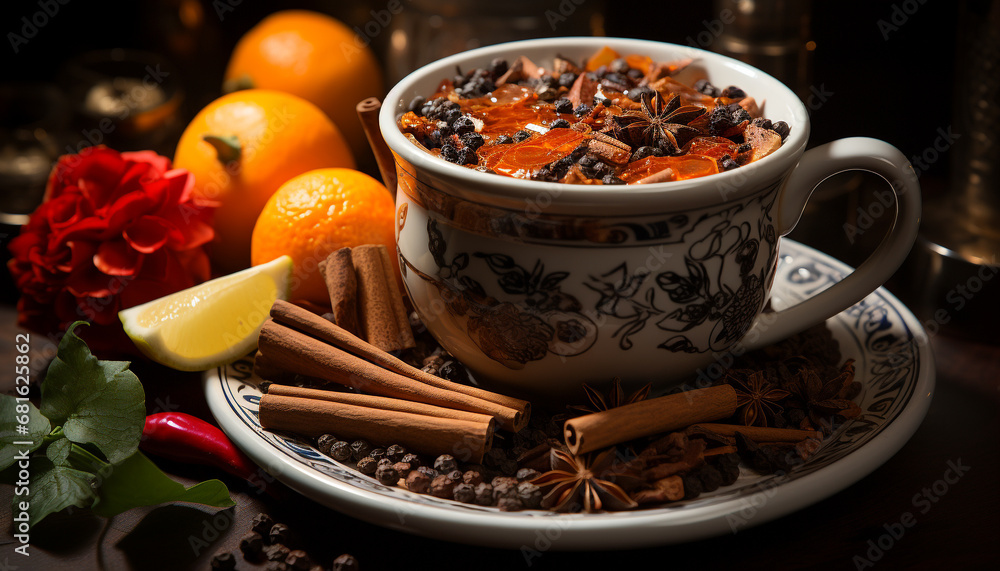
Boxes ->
[40,322,145,464]
[91,452,235,518]
[0,395,50,470]
[23,457,97,525]
[46,438,72,467]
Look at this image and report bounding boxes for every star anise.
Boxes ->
[611,92,706,152]
[726,369,790,427]
[568,377,652,416]
[788,360,861,429]
[530,448,638,512]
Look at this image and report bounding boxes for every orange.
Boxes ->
[224,10,384,167]
[250,168,397,304]
[174,89,355,273]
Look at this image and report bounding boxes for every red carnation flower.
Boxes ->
[7,146,215,354]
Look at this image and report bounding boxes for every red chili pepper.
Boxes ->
[141,412,271,494]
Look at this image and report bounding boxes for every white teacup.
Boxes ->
[380,37,920,398]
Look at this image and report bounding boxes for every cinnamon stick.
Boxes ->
[253,350,295,384]
[265,384,496,427]
[258,394,492,463]
[319,248,360,336]
[257,318,526,431]
[269,299,530,422]
[352,244,414,352]
[687,423,822,443]
[563,385,737,455]
[356,97,397,195]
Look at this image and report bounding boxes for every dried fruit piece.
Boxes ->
[744,123,783,162]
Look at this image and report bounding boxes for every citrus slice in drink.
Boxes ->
[119,256,293,371]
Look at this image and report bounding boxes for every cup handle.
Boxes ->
[742,137,921,351]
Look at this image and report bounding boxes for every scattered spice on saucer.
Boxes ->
[251,257,859,515]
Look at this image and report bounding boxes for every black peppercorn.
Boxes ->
[453,482,476,503]
[417,465,439,479]
[356,456,378,476]
[627,85,655,102]
[554,98,574,114]
[460,131,485,151]
[443,107,462,125]
[392,461,413,477]
[285,549,313,570]
[473,482,494,506]
[330,441,352,462]
[492,477,519,502]
[609,58,630,74]
[699,464,724,493]
[368,448,386,462]
[558,72,577,88]
[452,116,475,134]
[694,78,720,97]
[405,470,431,493]
[550,118,571,130]
[333,553,360,571]
[494,134,514,145]
[462,470,483,486]
[751,117,773,131]
[719,156,738,171]
[498,497,524,511]
[457,148,478,166]
[264,544,290,562]
[316,434,337,455]
[438,360,471,383]
[401,453,422,467]
[771,120,791,140]
[429,474,457,499]
[269,523,292,546]
[517,481,543,509]
[490,57,509,78]
[386,444,407,462]
[573,103,592,117]
[350,440,372,461]
[721,85,746,99]
[682,473,704,500]
[211,550,236,570]
[440,144,460,164]
[513,130,532,143]
[375,464,400,486]
[433,454,458,473]
[239,531,264,561]
[251,512,275,536]
[516,468,540,482]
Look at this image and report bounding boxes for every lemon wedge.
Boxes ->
[119,256,293,371]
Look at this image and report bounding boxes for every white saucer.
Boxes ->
[204,239,934,550]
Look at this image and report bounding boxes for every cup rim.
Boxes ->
[380,37,811,215]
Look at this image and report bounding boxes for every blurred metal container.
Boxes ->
[900,0,1000,343]
[711,0,812,98]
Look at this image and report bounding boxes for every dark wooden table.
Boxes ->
[2,291,999,570]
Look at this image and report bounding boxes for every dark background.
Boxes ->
[5,2,994,571]
[0,0,959,179]
[0,0,964,302]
